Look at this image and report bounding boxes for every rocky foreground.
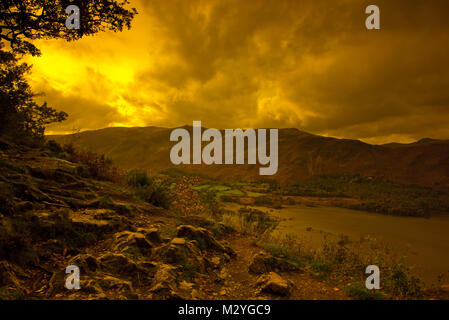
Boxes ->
[0,140,351,300]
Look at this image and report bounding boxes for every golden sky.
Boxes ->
[29,0,449,144]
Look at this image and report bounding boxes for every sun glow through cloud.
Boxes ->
[25,0,449,144]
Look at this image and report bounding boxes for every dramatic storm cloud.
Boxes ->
[29,0,449,144]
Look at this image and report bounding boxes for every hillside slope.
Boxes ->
[50,127,449,188]
[0,140,348,300]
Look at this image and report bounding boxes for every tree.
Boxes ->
[0,0,137,139]
[0,43,68,138]
[0,0,137,56]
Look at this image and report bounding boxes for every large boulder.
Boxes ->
[176,225,235,257]
[67,276,138,300]
[137,227,163,245]
[95,276,138,300]
[33,210,123,240]
[256,272,293,297]
[249,252,300,274]
[70,213,114,233]
[112,231,153,256]
[99,253,139,277]
[155,239,207,274]
[148,264,180,300]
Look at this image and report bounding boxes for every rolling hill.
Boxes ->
[49,126,449,188]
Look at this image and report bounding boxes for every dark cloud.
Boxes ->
[35,85,126,134]
[31,0,449,143]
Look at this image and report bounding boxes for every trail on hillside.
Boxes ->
[0,141,348,300]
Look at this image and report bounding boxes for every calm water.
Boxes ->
[226,203,449,284]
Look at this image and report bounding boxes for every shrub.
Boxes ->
[199,190,222,217]
[135,179,172,209]
[126,169,151,188]
[345,283,384,300]
[311,259,331,274]
[46,140,63,154]
[124,170,172,209]
[171,176,205,215]
[221,208,279,237]
[62,143,123,183]
[386,264,422,298]
[254,231,423,299]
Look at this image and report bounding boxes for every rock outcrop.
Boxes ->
[176,225,235,257]
[249,252,300,274]
[256,272,293,297]
[111,231,153,255]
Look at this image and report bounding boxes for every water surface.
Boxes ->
[226,203,449,284]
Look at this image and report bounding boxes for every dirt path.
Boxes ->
[201,237,348,300]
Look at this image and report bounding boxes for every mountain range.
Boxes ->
[49,126,449,188]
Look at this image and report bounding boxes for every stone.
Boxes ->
[137,227,163,245]
[249,252,300,274]
[157,242,206,274]
[69,212,117,233]
[171,237,186,245]
[210,256,221,269]
[96,276,138,299]
[257,272,292,297]
[148,282,180,300]
[153,264,178,284]
[176,225,235,256]
[69,254,99,274]
[149,264,180,300]
[112,231,153,255]
[99,253,138,276]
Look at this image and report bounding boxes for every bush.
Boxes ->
[136,185,171,209]
[386,264,422,298]
[254,231,423,299]
[46,140,63,154]
[199,190,222,217]
[345,283,384,300]
[126,169,151,188]
[171,176,205,215]
[62,143,123,183]
[221,208,279,237]
[135,179,172,209]
[124,169,172,209]
[311,259,331,274]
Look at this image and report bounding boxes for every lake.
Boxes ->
[225,203,449,284]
